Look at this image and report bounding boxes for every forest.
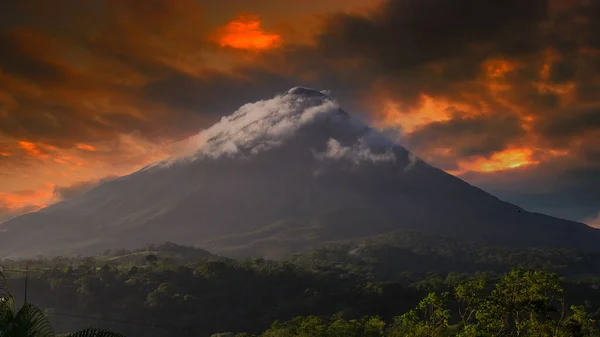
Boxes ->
[2,232,600,336]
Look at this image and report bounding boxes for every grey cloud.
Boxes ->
[162,87,343,163]
[404,152,420,172]
[314,138,396,165]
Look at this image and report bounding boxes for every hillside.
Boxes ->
[3,236,600,336]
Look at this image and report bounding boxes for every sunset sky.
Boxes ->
[1,0,599,226]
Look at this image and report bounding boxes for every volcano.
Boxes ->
[1,87,598,259]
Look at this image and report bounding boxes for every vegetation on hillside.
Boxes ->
[0,272,124,337]
[259,268,600,337]
[1,234,600,336]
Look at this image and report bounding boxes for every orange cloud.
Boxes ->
[0,186,54,211]
[18,141,48,158]
[539,48,562,81]
[368,48,591,178]
[215,14,282,51]
[76,143,97,152]
[448,147,571,176]
[0,132,176,212]
[0,184,59,222]
[484,59,517,78]
[466,148,540,172]
[378,94,478,133]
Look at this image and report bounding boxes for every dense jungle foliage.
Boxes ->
[2,232,600,336]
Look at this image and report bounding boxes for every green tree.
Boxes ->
[326,318,361,337]
[562,305,600,337]
[388,292,451,337]
[262,319,295,337]
[361,316,385,337]
[475,268,564,336]
[455,274,487,325]
[297,316,326,337]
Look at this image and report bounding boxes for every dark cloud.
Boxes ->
[408,115,525,158]
[0,31,65,82]
[580,136,600,163]
[0,99,110,147]
[317,0,547,71]
[80,0,210,75]
[143,68,295,122]
[297,0,599,121]
[548,59,577,83]
[308,0,550,104]
[53,176,119,201]
[539,107,600,141]
[0,1,25,30]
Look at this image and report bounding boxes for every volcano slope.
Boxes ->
[1,87,598,259]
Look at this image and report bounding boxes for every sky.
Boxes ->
[0,0,599,226]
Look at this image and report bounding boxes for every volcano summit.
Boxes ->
[1,87,598,258]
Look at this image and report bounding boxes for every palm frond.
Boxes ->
[12,302,55,337]
[0,293,15,315]
[63,328,126,337]
[0,271,8,298]
[0,292,16,337]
